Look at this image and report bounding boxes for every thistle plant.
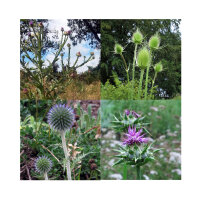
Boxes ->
[20,20,95,99]
[113,28,163,100]
[112,110,160,180]
[47,104,74,180]
[35,156,52,180]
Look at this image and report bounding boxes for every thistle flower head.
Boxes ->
[149,33,160,50]
[125,109,130,116]
[35,156,52,174]
[123,126,148,146]
[76,52,81,57]
[131,110,141,118]
[64,30,71,36]
[29,20,34,27]
[137,47,150,69]
[114,43,124,54]
[47,104,74,132]
[61,27,64,32]
[154,62,163,73]
[132,29,143,44]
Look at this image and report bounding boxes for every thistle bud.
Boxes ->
[149,33,160,50]
[89,159,95,164]
[64,31,68,36]
[76,52,81,57]
[67,43,71,48]
[35,156,52,174]
[90,163,97,170]
[61,27,64,32]
[137,47,150,69]
[60,53,64,57]
[90,52,94,56]
[132,29,143,44]
[38,22,43,27]
[114,44,123,54]
[29,20,34,27]
[92,56,95,60]
[154,62,163,73]
[64,30,71,36]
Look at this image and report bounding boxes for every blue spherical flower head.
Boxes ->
[35,156,52,174]
[123,126,148,146]
[47,104,74,132]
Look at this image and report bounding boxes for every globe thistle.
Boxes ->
[35,156,52,174]
[123,126,148,146]
[137,47,150,69]
[114,43,124,54]
[47,104,74,132]
[154,62,163,73]
[149,33,160,50]
[132,29,143,44]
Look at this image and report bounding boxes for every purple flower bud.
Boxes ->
[125,109,130,116]
[76,52,81,57]
[131,110,141,118]
[29,21,34,27]
[61,27,64,32]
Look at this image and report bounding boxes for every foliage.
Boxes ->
[67,19,100,49]
[101,19,181,99]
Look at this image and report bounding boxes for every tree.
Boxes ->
[101,19,181,98]
[67,19,100,49]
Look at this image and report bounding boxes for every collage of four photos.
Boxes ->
[20,19,181,180]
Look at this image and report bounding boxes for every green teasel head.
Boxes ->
[154,62,163,73]
[137,47,150,69]
[132,29,143,44]
[149,33,160,50]
[114,43,124,55]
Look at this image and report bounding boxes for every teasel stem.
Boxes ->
[144,49,152,100]
[44,172,48,180]
[123,163,127,180]
[120,53,129,83]
[67,46,71,69]
[138,69,145,99]
[132,44,138,87]
[136,165,141,180]
[150,71,157,99]
[60,131,72,180]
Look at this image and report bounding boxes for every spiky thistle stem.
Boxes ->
[144,49,152,100]
[60,131,72,180]
[138,69,145,99]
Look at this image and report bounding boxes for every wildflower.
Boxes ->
[132,29,143,44]
[124,109,130,116]
[29,20,34,27]
[76,52,81,57]
[61,27,64,32]
[123,126,148,146]
[149,33,160,50]
[131,110,141,118]
[137,47,150,69]
[114,44,123,54]
[47,104,74,132]
[35,156,52,174]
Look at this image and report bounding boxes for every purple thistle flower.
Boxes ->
[29,20,34,27]
[123,126,148,146]
[125,109,130,116]
[131,110,141,118]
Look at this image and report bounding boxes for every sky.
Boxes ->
[24,19,100,73]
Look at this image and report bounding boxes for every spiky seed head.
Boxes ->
[137,47,150,69]
[149,34,160,50]
[154,62,163,73]
[35,156,52,174]
[47,104,74,132]
[132,29,143,44]
[114,44,123,54]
